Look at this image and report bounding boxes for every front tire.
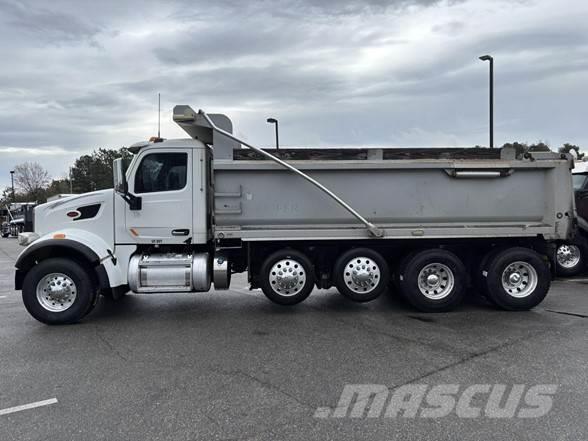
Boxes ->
[259,249,315,305]
[22,258,97,325]
[483,247,550,311]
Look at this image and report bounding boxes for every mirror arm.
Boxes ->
[118,190,142,210]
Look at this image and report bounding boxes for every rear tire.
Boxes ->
[474,247,505,305]
[398,249,466,312]
[22,258,97,325]
[333,248,389,302]
[259,249,315,305]
[483,247,550,311]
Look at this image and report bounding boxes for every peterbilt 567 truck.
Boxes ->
[15,105,576,324]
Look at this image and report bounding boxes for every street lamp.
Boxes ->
[479,54,494,148]
[9,170,15,202]
[266,117,279,150]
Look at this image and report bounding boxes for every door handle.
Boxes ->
[172,229,190,236]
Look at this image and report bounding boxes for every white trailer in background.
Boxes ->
[14,105,576,324]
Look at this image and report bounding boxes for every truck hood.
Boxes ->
[35,189,115,238]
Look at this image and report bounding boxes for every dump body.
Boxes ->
[212,152,574,242]
[171,105,575,243]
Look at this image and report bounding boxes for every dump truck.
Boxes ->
[3,202,35,238]
[15,105,576,324]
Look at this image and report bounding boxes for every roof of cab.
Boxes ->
[128,138,205,153]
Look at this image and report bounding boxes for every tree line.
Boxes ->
[2,148,131,205]
[0,142,584,206]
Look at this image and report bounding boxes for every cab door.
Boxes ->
[125,149,192,244]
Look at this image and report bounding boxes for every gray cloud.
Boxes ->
[0,0,101,44]
[0,0,587,188]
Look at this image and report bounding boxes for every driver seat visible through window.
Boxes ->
[135,153,187,193]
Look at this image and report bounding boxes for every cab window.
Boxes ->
[134,153,187,193]
[572,174,588,191]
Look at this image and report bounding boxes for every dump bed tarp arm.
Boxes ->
[198,109,384,238]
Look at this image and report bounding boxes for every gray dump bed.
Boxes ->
[174,105,575,242]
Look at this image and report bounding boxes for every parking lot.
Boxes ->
[0,237,586,440]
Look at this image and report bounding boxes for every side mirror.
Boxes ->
[113,158,142,210]
[113,158,127,193]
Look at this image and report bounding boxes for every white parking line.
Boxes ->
[0,296,7,299]
[0,398,58,416]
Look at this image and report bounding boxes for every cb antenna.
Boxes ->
[157,93,161,138]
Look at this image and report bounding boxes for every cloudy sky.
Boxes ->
[1,0,587,188]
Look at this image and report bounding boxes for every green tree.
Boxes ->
[44,179,72,199]
[559,143,584,160]
[70,148,131,193]
[528,142,551,152]
[501,142,529,157]
[501,141,554,157]
[0,187,13,206]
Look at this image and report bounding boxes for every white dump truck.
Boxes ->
[15,106,576,324]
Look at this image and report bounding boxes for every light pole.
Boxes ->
[266,117,279,150]
[479,55,494,148]
[10,170,15,202]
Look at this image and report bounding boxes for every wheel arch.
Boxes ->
[15,235,119,292]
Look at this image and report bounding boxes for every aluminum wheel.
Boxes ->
[556,244,581,269]
[501,261,538,298]
[417,263,454,300]
[343,256,381,294]
[36,273,77,312]
[268,259,306,297]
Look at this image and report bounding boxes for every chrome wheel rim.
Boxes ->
[343,256,381,294]
[501,261,537,298]
[556,244,581,269]
[268,259,306,297]
[36,273,77,312]
[417,263,454,300]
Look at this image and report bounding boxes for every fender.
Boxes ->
[14,229,127,292]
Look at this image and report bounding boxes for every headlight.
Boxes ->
[18,232,40,247]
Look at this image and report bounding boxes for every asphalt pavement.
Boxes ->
[0,237,586,440]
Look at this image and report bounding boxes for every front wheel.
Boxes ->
[555,243,584,277]
[22,258,97,325]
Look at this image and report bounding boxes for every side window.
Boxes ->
[573,174,588,191]
[134,153,187,193]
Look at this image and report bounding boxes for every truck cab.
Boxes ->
[14,136,219,324]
